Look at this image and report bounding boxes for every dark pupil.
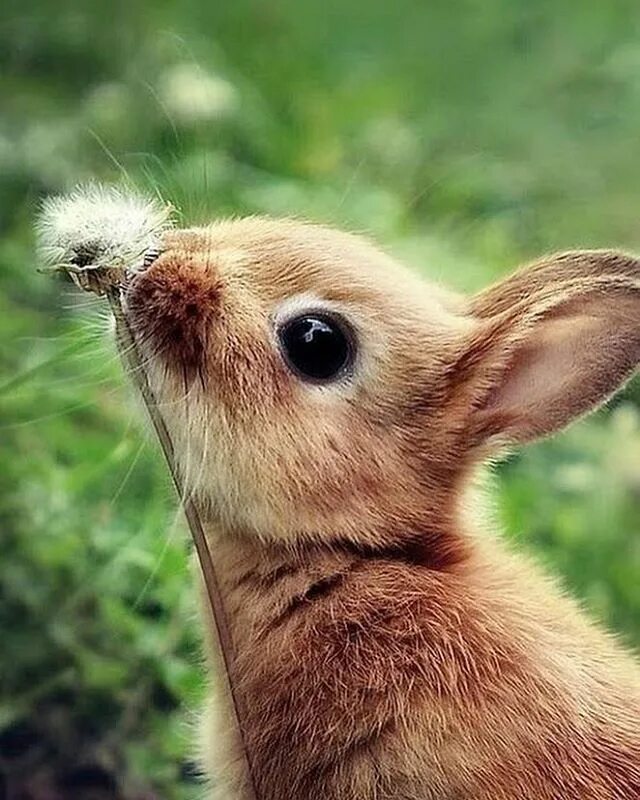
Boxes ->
[281,315,350,381]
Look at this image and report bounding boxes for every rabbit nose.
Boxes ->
[125,250,222,374]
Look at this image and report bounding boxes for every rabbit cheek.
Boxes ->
[126,252,222,378]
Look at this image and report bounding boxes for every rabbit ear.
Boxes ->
[453,250,640,448]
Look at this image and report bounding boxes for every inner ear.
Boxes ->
[478,309,604,442]
[463,285,640,447]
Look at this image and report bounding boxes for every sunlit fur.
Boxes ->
[120,217,640,800]
[41,197,640,799]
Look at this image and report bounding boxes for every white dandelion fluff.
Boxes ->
[37,183,174,272]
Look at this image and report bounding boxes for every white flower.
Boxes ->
[159,64,238,124]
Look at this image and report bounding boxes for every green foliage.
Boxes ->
[1,0,639,797]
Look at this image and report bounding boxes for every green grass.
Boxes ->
[1,1,640,797]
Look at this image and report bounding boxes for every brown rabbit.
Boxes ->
[38,195,640,799]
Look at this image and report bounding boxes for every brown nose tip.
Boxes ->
[126,252,222,374]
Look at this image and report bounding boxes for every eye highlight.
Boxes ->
[278,312,354,383]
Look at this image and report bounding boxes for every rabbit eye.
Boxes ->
[278,313,354,383]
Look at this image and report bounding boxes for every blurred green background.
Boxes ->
[2,1,640,797]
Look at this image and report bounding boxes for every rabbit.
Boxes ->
[37,193,640,799]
